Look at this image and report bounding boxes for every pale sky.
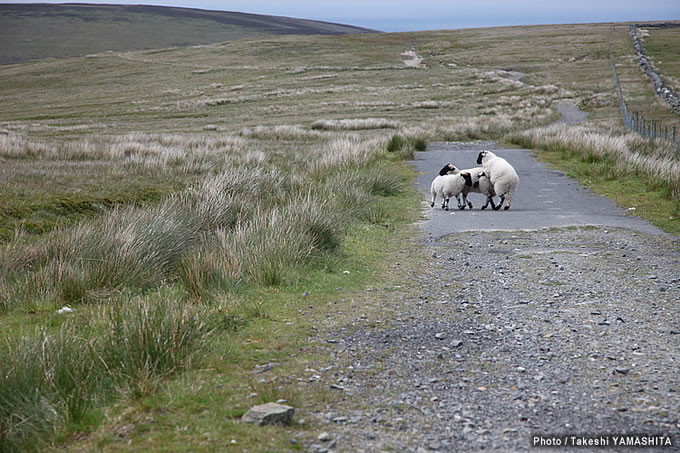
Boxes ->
[4,0,680,31]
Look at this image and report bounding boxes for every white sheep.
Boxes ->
[459,168,497,210]
[476,150,519,210]
[459,166,495,210]
[441,171,472,210]
[430,164,457,208]
[435,172,473,211]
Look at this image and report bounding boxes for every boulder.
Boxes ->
[241,402,295,426]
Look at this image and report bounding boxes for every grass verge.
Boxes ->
[55,161,422,452]
[0,153,421,451]
[505,124,680,235]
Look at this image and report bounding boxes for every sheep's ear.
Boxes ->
[461,172,472,186]
[439,164,454,176]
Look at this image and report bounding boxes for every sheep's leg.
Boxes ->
[456,194,465,210]
[481,196,496,210]
[492,194,506,210]
[430,193,436,207]
[465,194,473,210]
[442,197,449,210]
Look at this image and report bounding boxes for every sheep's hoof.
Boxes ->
[492,204,502,211]
[504,205,510,210]
[481,205,487,210]
[444,207,449,211]
[467,202,473,209]
[430,202,434,207]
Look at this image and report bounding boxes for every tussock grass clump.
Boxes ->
[179,192,344,295]
[0,132,247,173]
[507,124,680,199]
[98,296,209,397]
[308,136,385,174]
[238,125,322,140]
[311,118,402,131]
[324,166,404,224]
[0,296,209,452]
[386,134,405,152]
[386,134,427,159]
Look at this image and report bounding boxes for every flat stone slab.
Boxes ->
[241,402,295,426]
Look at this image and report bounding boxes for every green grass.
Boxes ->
[643,26,680,93]
[0,146,418,450]
[56,163,422,452]
[609,25,680,128]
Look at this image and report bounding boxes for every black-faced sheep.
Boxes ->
[430,164,457,208]
[476,151,519,210]
[431,167,473,210]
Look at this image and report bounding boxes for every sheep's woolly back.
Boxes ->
[431,164,459,197]
[477,151,519,207]
[430,164,460,207]
[460,167,489,195]
[440,172,469,199]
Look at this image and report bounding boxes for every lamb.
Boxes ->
[430,164,472,211]
[440,171,473,210]
[476,150,519,210]
[430,163,457,208]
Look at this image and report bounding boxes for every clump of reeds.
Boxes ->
[507,123,680,199]
[311,118,402,131]
[0,295,209,452]
[0,127,410,449]
[238,125,322,140]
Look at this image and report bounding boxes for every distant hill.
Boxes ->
[0,3,379,64]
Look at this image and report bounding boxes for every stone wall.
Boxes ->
[629,23,680,115]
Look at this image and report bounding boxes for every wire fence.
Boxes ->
[608,29,680,153]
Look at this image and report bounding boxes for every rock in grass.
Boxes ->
[241,402,295,426]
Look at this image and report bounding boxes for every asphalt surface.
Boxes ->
[413,141,665,239]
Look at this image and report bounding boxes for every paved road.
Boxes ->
[412,141,665,239]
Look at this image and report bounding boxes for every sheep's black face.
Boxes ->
[461,172,472,187]
[476,151,486,165]
[439,164,456,176]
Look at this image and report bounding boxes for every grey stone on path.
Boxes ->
[241,402,295,426]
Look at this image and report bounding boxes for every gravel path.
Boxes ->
[304,144,680,453]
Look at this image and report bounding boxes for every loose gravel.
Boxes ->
[306,227,680,453]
